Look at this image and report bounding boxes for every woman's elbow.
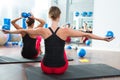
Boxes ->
[42,21,46,25]
[83,33,91,38]
[11,21,15,24]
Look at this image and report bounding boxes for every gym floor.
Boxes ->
[0,46,120,80]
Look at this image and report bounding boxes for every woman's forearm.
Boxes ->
[11,17,23,29]
[86,33,105,40]
[34,18,45,27]
[11,17,22,24]
[35,18,45,25]
[9,29,24,34]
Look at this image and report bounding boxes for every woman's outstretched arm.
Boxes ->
[65,28,114,42]
[2,29,25,34]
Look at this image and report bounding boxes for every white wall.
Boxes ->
[93,0,120,51]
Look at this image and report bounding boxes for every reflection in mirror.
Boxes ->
[66,0,94,46]
[52,0,94,47]
[67,0,94,46]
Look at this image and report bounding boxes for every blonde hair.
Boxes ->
[49,6,61,20]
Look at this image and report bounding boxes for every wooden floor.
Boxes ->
[0,46,120,80]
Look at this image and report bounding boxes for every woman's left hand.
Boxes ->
[104,37,115,42]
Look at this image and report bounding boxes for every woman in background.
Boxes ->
[10,14,45,59]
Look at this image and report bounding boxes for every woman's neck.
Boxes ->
[28,25,34,29]
[51,20,59,28]
[28,26,33,29]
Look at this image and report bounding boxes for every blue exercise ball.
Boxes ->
[67,45,72,50]
[75,12,80,17]
[21,12,28,18]
[78,48,86,57]
[27,13,31,17]
[19,41,23,47]
[87,12,93,17]
[2,24,9,30]
[81,12,87,17]
[85,40,91,46]
[44,23,48,28]
[106,31,114,38]
[12,42,16,46]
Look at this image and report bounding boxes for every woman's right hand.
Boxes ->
[2,30,11,34]
[29,12,35,19]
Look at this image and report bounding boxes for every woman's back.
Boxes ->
[43,27,66,67]
[41,27,68,40]
[22,34,37,59]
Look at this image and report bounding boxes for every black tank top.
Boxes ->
[21,34,37,59]
[43,27,66,67]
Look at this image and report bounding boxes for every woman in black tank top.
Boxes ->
[3,6,114,74]
[7,14,45,59]
[21,34,38,59]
